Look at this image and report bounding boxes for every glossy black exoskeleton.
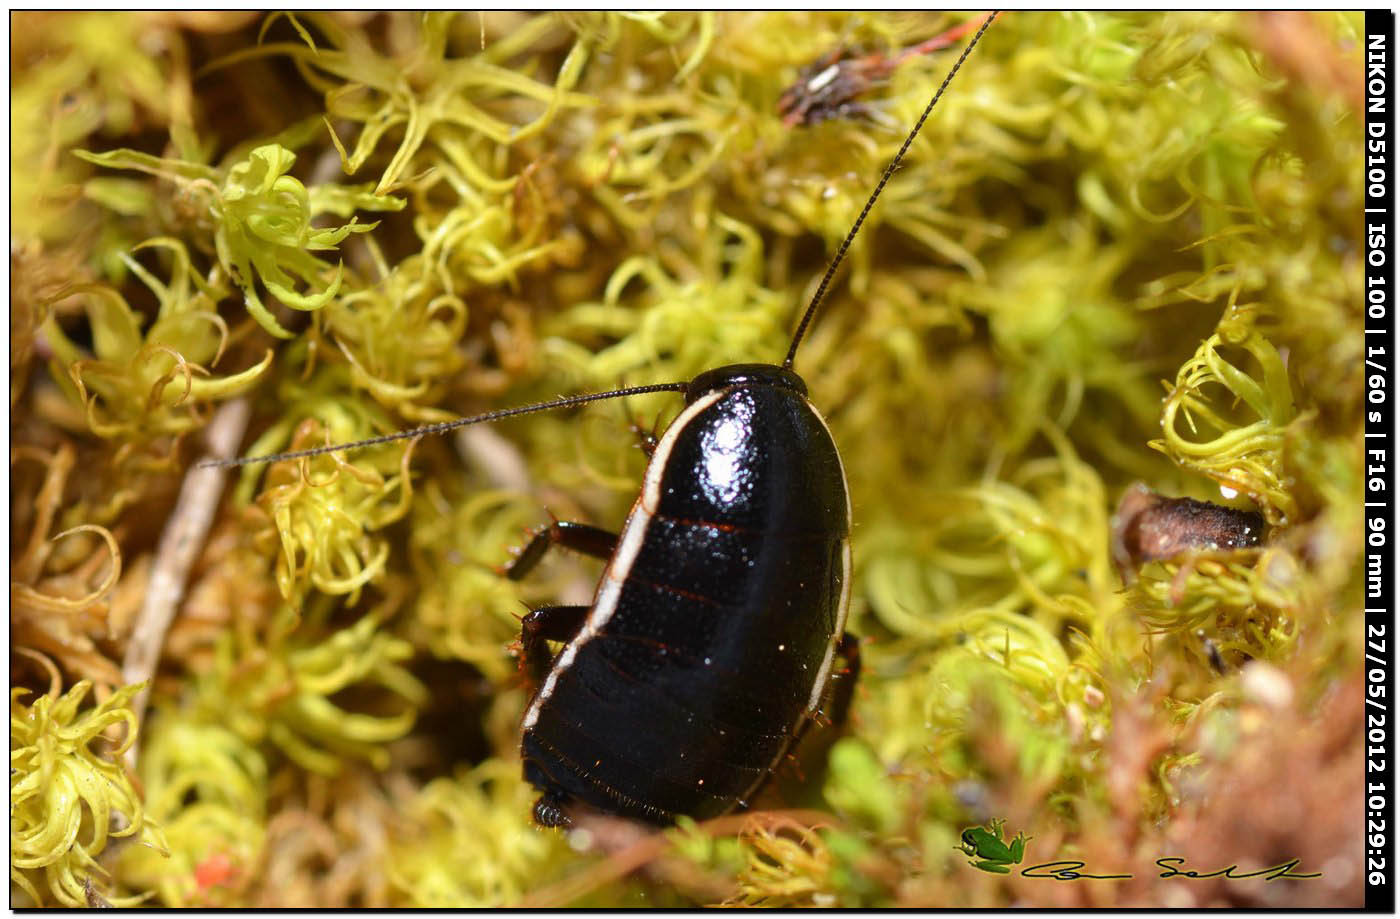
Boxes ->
[513,364,852,825]
[210,13,998,829]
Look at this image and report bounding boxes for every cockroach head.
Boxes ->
[685,363,808,403]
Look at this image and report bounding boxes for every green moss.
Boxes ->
[253,417,416,605]
[385,759,567,906]
[11,10,1364,908]
[115,715,267,907]
[1154,313,1298,525]
[191,604,427,775]
[74,143,402,339]
[407,487,540,683]
[40,239,272,440]
[11,680,168,906]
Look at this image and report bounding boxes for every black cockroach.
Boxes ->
[211,13,998,828]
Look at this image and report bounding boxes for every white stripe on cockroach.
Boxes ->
[206,11,999,828]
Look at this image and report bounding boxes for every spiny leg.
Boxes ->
[510,521,614,821]
[504,520,618,582]
[628,420,660,457]
[619,391,663,457]
[520,604,590,686]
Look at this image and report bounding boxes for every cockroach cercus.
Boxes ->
[208,12,998,828]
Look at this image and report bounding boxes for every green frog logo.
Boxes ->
[957,819,1030,874]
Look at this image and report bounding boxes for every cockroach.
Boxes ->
[210,12,999,828]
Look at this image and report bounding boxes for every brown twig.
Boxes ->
[83,876,114,908]
[121,398,251,767]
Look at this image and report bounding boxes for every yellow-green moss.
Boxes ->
[115,715,267,907]
[11,680,168,906]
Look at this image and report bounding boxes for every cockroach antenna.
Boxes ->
[782,10,998,371]
[199,382,690,468]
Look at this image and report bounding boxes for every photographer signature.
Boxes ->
[1020,858,1321,882]
[958,821,1320,881]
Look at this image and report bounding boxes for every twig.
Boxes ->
[455,424,533,493]
[121,398,250,767]
[84,877,113,908]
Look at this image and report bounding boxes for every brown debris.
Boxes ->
[1249,11,1364,116]
[778,14,992,127]
[998,667,1363,907]
[1112,483,1266,585]
[12,444,126,687]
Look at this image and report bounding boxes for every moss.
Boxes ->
[11,10,1364,908]
[385,759,567,906]
[189,601,428,775]
[1154,313,1298,525]
[10,678,168,906]
[39,239,273,441]
[72,143,403,340]
[114,715,266,907]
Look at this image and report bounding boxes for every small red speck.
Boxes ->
[194,853,236,891]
